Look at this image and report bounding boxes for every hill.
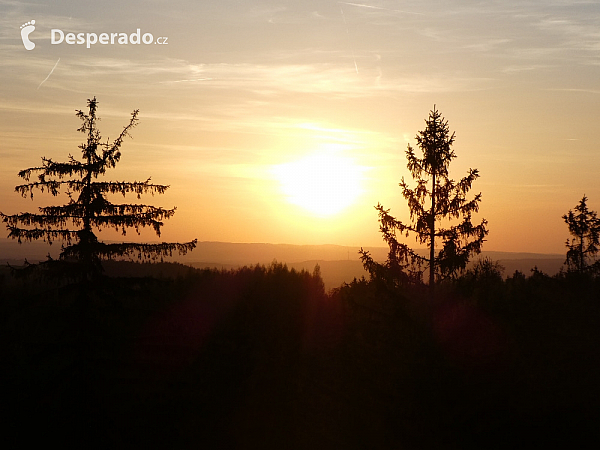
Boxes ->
[1,239,565,290]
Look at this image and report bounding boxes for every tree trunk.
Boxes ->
[580,230,585,272]
[429,172,436,292]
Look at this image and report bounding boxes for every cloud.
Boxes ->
[2,49,493,99]
[464,39,512,52]
[545,87,600,95]
[534,15,600,57]
[338,1,423,16]
[501,64,551,74]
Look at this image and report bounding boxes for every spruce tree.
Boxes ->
[563,195,600,274]
[361,106,488,291]
[0,97,196,279]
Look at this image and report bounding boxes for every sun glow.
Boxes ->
[272,152,365,216]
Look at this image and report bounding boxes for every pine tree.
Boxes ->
[360,106,488,291]
[563,195,600,274]
[0,97,196,279]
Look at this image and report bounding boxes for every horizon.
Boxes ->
[0,238,566,264]
[2,1,600,255]
[0,238,568,290]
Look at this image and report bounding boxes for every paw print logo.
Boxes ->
[20,20,36,50]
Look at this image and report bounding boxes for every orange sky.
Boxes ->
[1,1,600,254]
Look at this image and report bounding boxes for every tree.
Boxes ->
[563,195,600,274]
[360,106,488,291]
[0,97,196,279]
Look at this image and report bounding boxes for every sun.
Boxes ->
[272,152,365,216]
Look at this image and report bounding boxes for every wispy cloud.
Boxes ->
[500,64,553,75]
[37,58,60,89]
[464,39,512,52]
[338,1,423,15]
[2,51,493,98]
[545,87,600,95]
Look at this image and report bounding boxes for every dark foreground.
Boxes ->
[2,262,599,449]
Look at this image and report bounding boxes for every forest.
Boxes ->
[1,258,599,448]
[1,100,599,448]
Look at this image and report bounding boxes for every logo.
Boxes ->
[19,20,168,51]
[20,20,36,50]
[51,28,168,48]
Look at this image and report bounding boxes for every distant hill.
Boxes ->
[182,243,565,290]
[1,239,565,291]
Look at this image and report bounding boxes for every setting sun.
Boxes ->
[272,152,365,217]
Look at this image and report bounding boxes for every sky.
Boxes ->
[1,0,599,254]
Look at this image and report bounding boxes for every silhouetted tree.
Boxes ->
[0,97,196,279]
[563,195,600,274]
[361,106,487,291]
